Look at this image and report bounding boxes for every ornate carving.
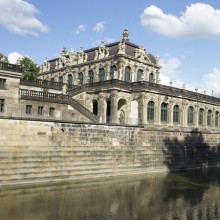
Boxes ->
[118,41,126,55]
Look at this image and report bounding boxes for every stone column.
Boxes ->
[98,93,106,123]
[195,104,199,128]
[125,97,132,124]
[110,91,118,124]
[84,67,89,84]
[169,100,174,126]
[156,97,161,125]
[204,106,208,129]
[182,101,187,127]
[138,92,147,125]
[93,65,99,83]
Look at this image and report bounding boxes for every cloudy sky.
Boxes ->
[1,0,220,96]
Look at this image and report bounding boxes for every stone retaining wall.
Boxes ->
[0,119,219,187]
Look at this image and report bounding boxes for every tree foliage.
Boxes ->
[19,57,39,79]
[0,53,8,63]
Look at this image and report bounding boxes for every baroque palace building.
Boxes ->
[1,30,220,129]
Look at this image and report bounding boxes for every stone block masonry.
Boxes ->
[0,119,219,187]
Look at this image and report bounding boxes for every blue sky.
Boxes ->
[1,0,220,96]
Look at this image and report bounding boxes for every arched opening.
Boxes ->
[147,101,155,121]
[106,100,111,123]
[99,68,105,82]
[215,111,219,127]
[161,102,168,122]
[88,70,94,84]
[187,106,194,124]
[149,72,154,83]
[173,105,180,124]
[67,74,73,88]
[110,65,117,80]
[125,66,131,82]
[118,99,127,124]
[199,108,204,126]
[92,100,98,115]
[207,110,212,126]
[78,72,83,86]
[137,69,143,82]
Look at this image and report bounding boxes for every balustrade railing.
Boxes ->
[0,61,22,72]
[19,89,99,123]
[20,78,63,90]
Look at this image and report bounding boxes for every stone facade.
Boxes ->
[0,30,220,186]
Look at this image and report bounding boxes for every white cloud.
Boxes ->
[140,3,220,38]
[203,68,220,96]
[8,52,23,64]
[76,24,87,34]
[160,56,182,86]
[104,37,114,43]
[0,0,49,36]
[93,22,106,32]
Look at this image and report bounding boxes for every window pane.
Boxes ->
[147,101,155,121]
[26,105,32,114]
[187,106,194,124]
[161,103,168,122]
[215,111,219,127]
[173,105,179,123]
[125,66,131,82]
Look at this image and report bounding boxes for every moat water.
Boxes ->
[0,168,220,220]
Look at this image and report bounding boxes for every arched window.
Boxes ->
[78,72,83,86]
[137,69,143,82]
[149,73,154,83]
[199,108,204,126]
[173,105,179,124]
[187,106,194,124]
[59,76,63,85]
[99,68,105,82]
[67,74,73,87]
[88,70,94,84]
[110,65,117,80]
[161,102,168,122]
[147,101,155,121]
[207,110,212,126]
[125,66,131,82]
[215,111,219,127]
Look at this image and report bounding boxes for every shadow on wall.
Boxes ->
[162,129,220,170]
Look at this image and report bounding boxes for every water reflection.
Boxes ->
[0,168,220,220]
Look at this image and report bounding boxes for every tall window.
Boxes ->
[67,74,73,87]
[26,105,32,115]
[137,69,143,82]
[147,101,155,121]
[99,68,105,82]
[187,106,194,124]
[207,110,212,126]
[38,106,44,115]
[125,66,131,82]
[88,70,94,84]
[110,65,117,80]
[78,72,83,86]
[0,99,4,112]
[199,108,204,126]
[149,73,154,83]
[215,111,219,127]
[49,107,55,116]
[0,78,6,89]
[59,76,63,85]
[173,105,179,123]
[161,102,168,122]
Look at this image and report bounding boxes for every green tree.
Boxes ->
[19,57,39,79]
[0,53,9,63]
